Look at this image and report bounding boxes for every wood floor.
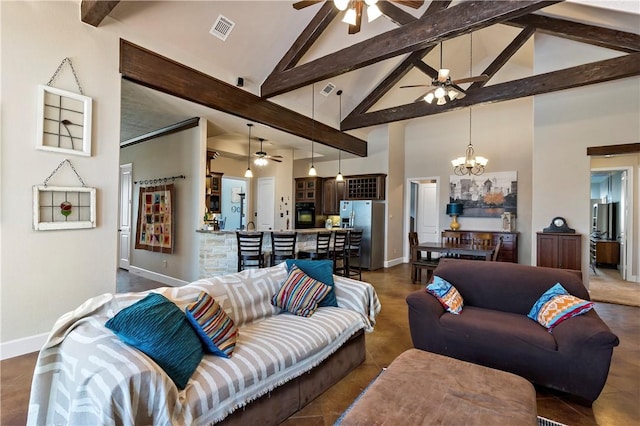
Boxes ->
[2,264,639,425]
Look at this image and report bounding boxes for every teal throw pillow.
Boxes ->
[272,265,332,317]
[105,293,203,390]
[285,259,338,307]
[528,283,594,331]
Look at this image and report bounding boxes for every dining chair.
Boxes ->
[297,231,332,260]
[236,231,265,272]
[270,232,297,266]
[329,230,349,275]
[409,232,438,284]
[441,230,461,259]
[469,232,494,260]
[345,230,363,281]
[492,236,504,261]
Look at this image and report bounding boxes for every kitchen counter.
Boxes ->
[196,228,351,278]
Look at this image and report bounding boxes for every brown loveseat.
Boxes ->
[406,259,619,404]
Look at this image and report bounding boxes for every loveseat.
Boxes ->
[28,261,380,425]
[406,258,619,404]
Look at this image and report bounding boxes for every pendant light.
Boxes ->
[308,84,317,176]
[336,89,344,182]
[244,123,253,178]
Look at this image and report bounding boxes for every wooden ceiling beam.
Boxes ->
[587,143,640,156]
[80,0,120,27]
[270,2,338,74]
[342,52,640,129]
[120,40,367,157]
[376,2,417,25]
[507,14,640,53]
[262,0,561,98]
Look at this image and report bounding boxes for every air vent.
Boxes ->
[210,15,235,41]
[320,82,336,96]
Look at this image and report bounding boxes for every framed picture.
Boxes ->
[135,184,174,253]
[33,185,96,230]
[36,85,92,156]
[449,171,517,218]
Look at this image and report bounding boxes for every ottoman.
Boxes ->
[338,349,537,425]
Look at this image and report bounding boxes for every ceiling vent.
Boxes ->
[320,82,336,97]
[210,15,235,41]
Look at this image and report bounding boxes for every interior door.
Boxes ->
[257,177,275,230]
[417,182,438,243]
[118,163,133,269]
[619,170,628,280]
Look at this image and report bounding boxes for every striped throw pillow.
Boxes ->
[185,292,238,358]
[271,265,331,317]
[426,276,464,314]
[528,283,594,331]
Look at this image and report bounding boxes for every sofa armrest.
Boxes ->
[333,275,381,331]
[406,290,447,351]
[551,310,620,354]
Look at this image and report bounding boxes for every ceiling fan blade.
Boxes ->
[400,84,431,88]
[348,1,363,34]
[452,74,489,84]
[269,158,283,163]
[391,0,425,9]
[292,1,322,10]
[268,155,284,159]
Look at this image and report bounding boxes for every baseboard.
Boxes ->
[129,266,189,287]
[1,332,48,360]
[384,257,404,268]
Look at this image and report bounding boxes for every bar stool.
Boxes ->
[236,231,265,272]
[345,230,363,280]
[297,231,331,260]
[270,232,297,266]
[329,230,349,275]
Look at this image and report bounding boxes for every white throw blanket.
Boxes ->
[27,264,381,425]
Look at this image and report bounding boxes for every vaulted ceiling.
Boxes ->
[81,0,640,159]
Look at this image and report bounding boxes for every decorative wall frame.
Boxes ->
[33,185,96,230]
[36,85,92,156]
[135,184,175,253]
[449,171,518,218]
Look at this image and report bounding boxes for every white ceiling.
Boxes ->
[117,1,639,162]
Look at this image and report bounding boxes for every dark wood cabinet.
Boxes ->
[591,239,620,267]
[295,177,321,204]
[443,230,518,263]
[537,232,581,271]
[206,172,223,214]
[322,178,346,215]
[345,174,386,200]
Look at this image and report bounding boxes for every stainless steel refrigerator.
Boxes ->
[340,200,385,270]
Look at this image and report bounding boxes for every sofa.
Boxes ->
[27,262,381,425]
[406,258,619,404]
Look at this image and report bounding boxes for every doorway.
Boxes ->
[405,177,440,262]
[118,163,133,270]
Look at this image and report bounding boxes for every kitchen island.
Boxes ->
[196,228,347,278]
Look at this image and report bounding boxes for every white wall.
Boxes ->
[120,125,203,283]
[532,34,640,279]
[386,122,405,265]
[1,1,121,353]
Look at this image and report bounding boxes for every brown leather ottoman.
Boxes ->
[339,349,537,425]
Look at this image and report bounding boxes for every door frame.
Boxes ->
[404,176,440,263]
[118,163,133,270]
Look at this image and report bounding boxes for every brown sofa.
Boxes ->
[406,259,619,404]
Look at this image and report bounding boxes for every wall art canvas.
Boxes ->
[135,184,174,253]
[449,171,517,218]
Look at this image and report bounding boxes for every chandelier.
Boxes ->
[244,123,253,178]
[335,0,382,25]
[451,108,487,176]
[254,138,268,167]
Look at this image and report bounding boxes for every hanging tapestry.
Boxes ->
[135,184,174,253]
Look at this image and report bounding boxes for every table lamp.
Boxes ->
[446,203,463,231]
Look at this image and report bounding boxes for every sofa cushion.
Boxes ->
[528,283,594,331]
[272,265,332,317]
[426,276,464,314]
[105,292,203,390]
[285,259,338,307]
[185,291,238,358]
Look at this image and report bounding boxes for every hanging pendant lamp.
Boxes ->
[244,123,253,178]
[336,89,344,182]
[308,84,317,176]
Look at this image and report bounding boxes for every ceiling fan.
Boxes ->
[293,0,424,34]
[253,138,283,165]
[400,41,489,105]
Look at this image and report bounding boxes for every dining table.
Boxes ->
[413,241,496,262]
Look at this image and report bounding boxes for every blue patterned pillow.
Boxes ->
[426,276,464,314]
[272,265,332,317]
[185,292,237,358]
[285,259,338,307]
[528,283,594,331]
[105,293,203,390]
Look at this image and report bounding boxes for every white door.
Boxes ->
[118,163,133,269]
[417,182,438,243]
[257,177,275,230]
[620,170,629,280]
